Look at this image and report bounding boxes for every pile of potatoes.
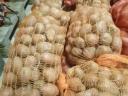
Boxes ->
[0,0,127,96]
[65,61,128,96]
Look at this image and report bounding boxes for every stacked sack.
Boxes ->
[0,1,70,96]
[66,5,122,65]
[64,61,128,96]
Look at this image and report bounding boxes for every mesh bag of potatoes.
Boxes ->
[31,0,70,26]
[75,0,110,10]
[20,7,70,28]
[33,0,62,9]
[65,5,122,65]
[0,2,71,96]
[63,0,110,11]
[64,61,128,96]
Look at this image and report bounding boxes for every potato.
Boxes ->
[85,33,99,46]
[112,35,122,53]
[83,73,98,88]
[20,15,37,27]
[80,23,92,34]
[96,45,112,57]
[30,46,36,55]
[71,47,82,57]
[40,53,61,66]
[34,23,45,34]
[76,88,98,96]
[33,80,45,89]
[95,20,107,33]
[40,83,59,96]
[54,43,64,55]
[99,33,112,45]
[50,7,62,19]
[0,87,13,96]
[76,88,99,96]
[30,89,41,96]
[19,27,34,35]
[31,68,40,81]
[90,13,100,24]
[32,34,46,45]
[68,77,85,92]
[76,91,85,96]
[19,67,32,83]
[55,35,65,44]
[20,34,32,46]
[37,42,54,53]
[17,44,30,58]
[12,56,23,73]
[98,67,112,79]
[43,67,58,83]
[24,56,37,67]
[24,27,34,35]
[39,3,50,15]
[74,67,85,80]
[15,86,32,96]
[99,92,115,96]
[83,47,96,59]
[73,37,85,48]
[73,26,82,36]
[60,14,70,26]
[98,78,119,95]
[45,28,56,42]
[3,72,16,85]
[81,61,99,73]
